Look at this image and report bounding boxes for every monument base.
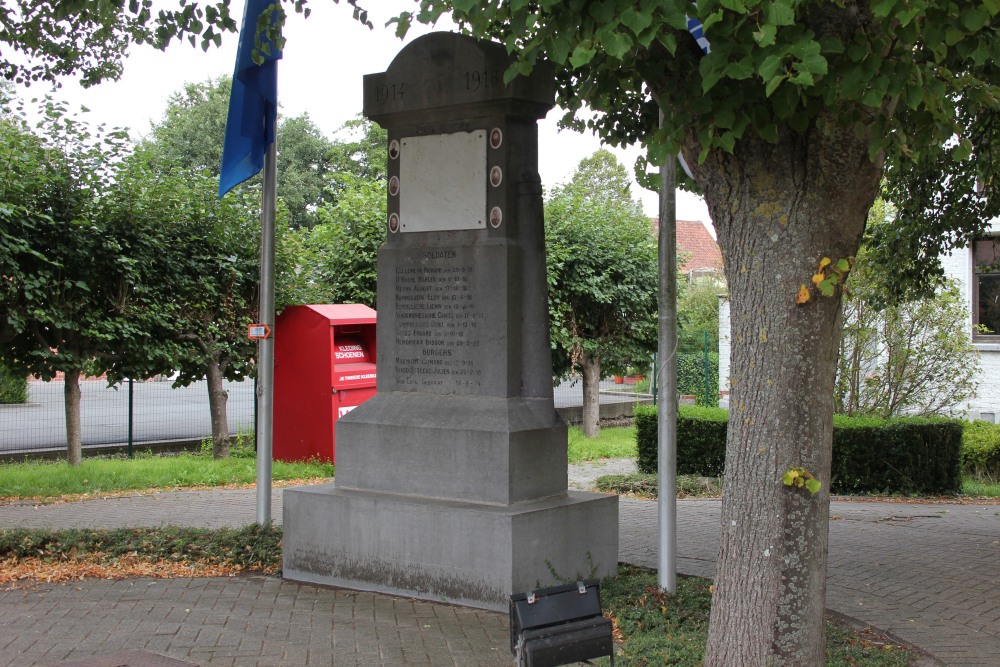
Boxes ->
[282,484,619,611]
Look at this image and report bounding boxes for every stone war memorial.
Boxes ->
[282,32,619,611]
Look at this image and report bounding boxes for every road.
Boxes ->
[0,377,647,455]
[0,379,256,454]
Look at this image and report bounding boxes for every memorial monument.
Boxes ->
[282,32,619,611]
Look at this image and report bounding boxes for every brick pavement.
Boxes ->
[1,462,998,666]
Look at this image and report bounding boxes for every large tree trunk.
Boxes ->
[580,352,601,438]
[694,123,881,665]
[205,358,230,459]
[64,367,83,466]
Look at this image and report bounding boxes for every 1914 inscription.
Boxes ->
[393,251,484,391]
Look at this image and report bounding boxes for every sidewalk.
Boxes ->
[1,461,998,666]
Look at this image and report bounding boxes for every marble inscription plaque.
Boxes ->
[398,131,487,232]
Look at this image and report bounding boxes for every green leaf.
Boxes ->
[620,8,653,36]
[569,43,597,68]
[870,0,898,18]
[550,37,571,65]
[602,32,631,59]
[805,478,822,494]
[754,24,777,47]
[818,279,836,297]
[763,0,794,26]
[726,57,755,80]
[589,0,616,24]
[702,10,725,32]
[945,26,965,46]
[759,53,785,81]
[961,7,988,32]
[952,139,973,162]
[862,86,885,107]
[700,54,727,93]
[765,73,787,98]
[719,0,746,10]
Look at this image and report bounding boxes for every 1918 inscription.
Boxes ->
[392,251,484,391]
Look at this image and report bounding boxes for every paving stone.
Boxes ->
[1,462,998,665]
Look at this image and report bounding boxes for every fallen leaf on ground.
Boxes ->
[0,554,275,590]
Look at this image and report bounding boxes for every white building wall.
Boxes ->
[717,218,1000,421]
[718,296,731,409]
[943,219,1000,422]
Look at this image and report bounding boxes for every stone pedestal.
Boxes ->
[282,32,619,610]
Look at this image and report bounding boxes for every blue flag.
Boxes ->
[686,15,711,55]
[219,0,283,197]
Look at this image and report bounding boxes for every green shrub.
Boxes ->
[636,407,963,494]
[961,420,1000,480]
[676,352,719,406]
[0,362,28,404]
[634,405,658,473]
[635,404,727,476]
[831,415,963,494]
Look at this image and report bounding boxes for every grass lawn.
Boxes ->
[567,425,637,462]
[0,453,333,500]
[961,477,1000,497]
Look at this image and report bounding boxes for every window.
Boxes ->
[974,237,1000,339]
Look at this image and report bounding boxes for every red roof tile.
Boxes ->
[651,219,722,273]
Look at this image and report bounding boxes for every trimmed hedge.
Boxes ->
[830,415,963,494]
[962,420,1000,480]
[635,405,963,494]
[635,404,727,476]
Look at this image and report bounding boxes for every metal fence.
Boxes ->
[0,374,656,457]
[1,377,256,456]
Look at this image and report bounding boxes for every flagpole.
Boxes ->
[657,106,678,594]
[256,138,277,525]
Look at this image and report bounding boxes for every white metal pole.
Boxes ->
[657,107,679,594]
[256,139,277,526]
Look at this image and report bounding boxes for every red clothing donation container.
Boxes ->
[273,304,377,463]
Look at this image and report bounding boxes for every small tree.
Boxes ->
[836,261,980,418]
[104,150,262,458]
[546,150,658,437]
[0,99,140,465]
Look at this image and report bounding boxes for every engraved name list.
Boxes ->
[392,250,484,391]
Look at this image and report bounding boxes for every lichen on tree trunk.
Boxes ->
[695,124,882,666]
[205,358,230,459]
[64,367,82,466]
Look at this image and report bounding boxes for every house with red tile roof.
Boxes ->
[652,218,723,280]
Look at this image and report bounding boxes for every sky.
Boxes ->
[16,0,711,224]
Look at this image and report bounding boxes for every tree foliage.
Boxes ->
[0,99,153,463]
[280,174,385,309]
[677,275,721,356]
[405,1,1000,272]
[103,147,263,457]
[399,2,1000,664]
[836,269,979,418]
[836,204,980,418]
[546,150,658,436]
[142,76,339,229]
[0,1,368,88]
